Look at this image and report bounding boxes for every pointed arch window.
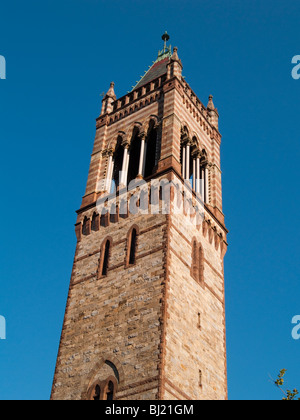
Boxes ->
[93,385,101,401]
[98,238,112,278]
[82,216,91,236]
[144,120,159,179]
[127,128,141,185]
[88,376,118,401]
[91,212,100,232]
[105,381,114,401]
[112,136,124,190]
[126,226,139,267]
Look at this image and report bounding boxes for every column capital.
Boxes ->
[102,148,114,157]
[140,131,146,141]
[181,134,192,146]
[107,148,114,157]
[122,140,130,149]
[192,150,201,159]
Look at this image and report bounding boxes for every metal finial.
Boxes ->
[162,31,170,52]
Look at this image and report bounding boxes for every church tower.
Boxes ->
[51,33,228,401]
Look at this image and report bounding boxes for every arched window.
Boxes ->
[144,121,159,179]
[112,136,124,189]
[89,377,118,401]
[82,216,91,236]
[126,227,139,267]
[127,128,141,185]
[93,385,101,401]
[105,381,114,401]
[98,238,112,278]
[91,212,100,232]
[85,361,120,401]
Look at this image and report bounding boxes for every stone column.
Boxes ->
[121,145,129,186]
[196,156,201,194]
[185,144,190,181]
[182,146,186,179]
[124,149,130,187]
[106,153,114,193]
[142,142,148,176]
[205,166,209,203]
[138,135,146,178]
[193,158,196,191]
[201,167,205,201]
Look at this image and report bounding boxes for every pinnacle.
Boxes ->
[207,95,215,111]
[171,47,179,61]
[105,82,116,100]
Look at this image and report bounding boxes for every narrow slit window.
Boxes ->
[199,370,203,388]
[129,229,137,265]
[199,245,204,284]
[192,240,199,280]
[198,313,201,330]
[102,240,111,276]
[191,239,205,285]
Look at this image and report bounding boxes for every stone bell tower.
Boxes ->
[51,33,228,401]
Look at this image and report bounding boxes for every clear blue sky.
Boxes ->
[0,0,300,400]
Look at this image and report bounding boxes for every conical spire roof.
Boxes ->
[104,82,116,100]
[132,33,172,91]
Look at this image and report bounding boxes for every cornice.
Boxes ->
[163,75,222,144]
